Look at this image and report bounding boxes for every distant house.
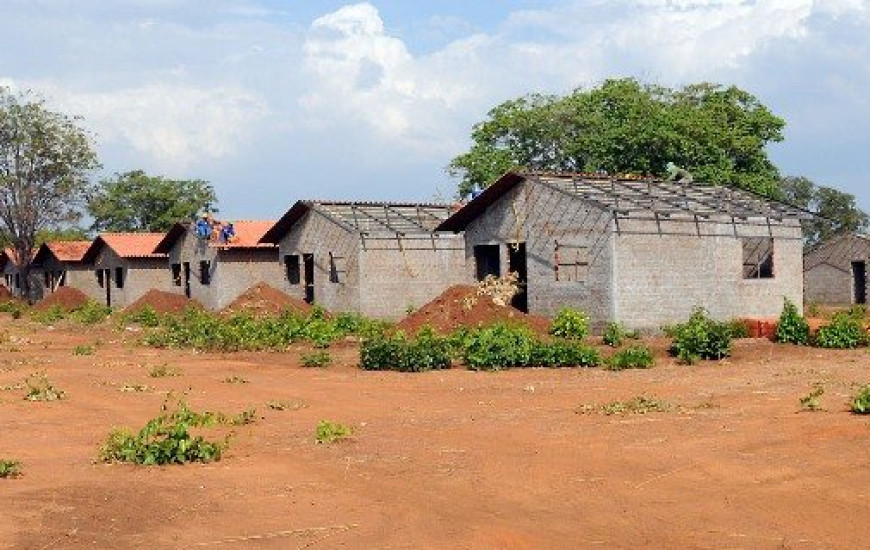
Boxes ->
[1,249,25,298]
[80,233,169,308]
[153,220,281,310]
[259,201,466,319]
[30,241,93,301]
[804,233,870,305]
[437,171,810,330]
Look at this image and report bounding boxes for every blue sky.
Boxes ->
[2,0,868,220]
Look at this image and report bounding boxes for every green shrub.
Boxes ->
[775,298,810,345]
[727,319,750,339]
[31,305,65,324]
[301,350,332,368]
[72,344,94,356]
[149,364,182,378]
[123,305,162,327]
[0,300,24,318]
[668,307,733,364]
[799,384,825,412]
[0,459,22,478]
[360,327,451,372]
[97,398,239,465]
[70,300,112,324]
[602,322,638,347]
[315,420,353,444]
[529,339,601,368]
[464,324,537,370]
[850,386,870,414]
[24,372,65,401]
[814,313,867,349]
[606,346,654,371]
[550,308,590,340]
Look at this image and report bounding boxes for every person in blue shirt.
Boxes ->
[220,221,236,244]
[195,214,212,240]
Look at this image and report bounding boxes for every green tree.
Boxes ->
[449,78,785,198]
[0,87,99,298]
[780,176,868,245]
[88,170,217,233]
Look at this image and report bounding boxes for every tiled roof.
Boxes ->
[43,241,91,262]
[82,233,166,263]
[154,220,277,253]
[1,248,35,268]
[260,200,453,243]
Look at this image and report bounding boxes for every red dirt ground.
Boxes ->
[1,315,870,549]
[32,286,89,311]
[124,290,202,315]
[0,286,11,299]
[397,285,551,334]
[223,283,312,317]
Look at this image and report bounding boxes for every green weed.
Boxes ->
[799,384,825,412]
[606,346,654,371]
[0,459,22,478]
[72,344,95,356]
[315,420,353,444]
[149,364,182,378]
[668,307,733,364]
[301,350,332,368]
[850,385,870,414]
[775,298,810,345]
[24,373,65,401]
[578,395,672,416]
[550,308,590,340]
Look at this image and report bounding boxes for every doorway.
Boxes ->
[303,253,315,304]
[183,262,191,298]
[508,242,528,312]
[103,269,112,307]
[852,261,867,304]
[474,244,501,281]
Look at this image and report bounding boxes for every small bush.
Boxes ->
[315,420,353,444]
[301,350,332,368]
[97,398,239,465]
[799,384,825,412]
[73,344,95,356]
[463,324,536,370]
[360,327,451,372]
[70,300,112,325]
[606,346,654,371]
[775,298,810,345]
[0,301,24,318]
[149,364,182,378]
[529,339,601,368]
[668,307,733,364]
[31,305,65,324]
[602,322,639,347]
[124,305,162,328]
[0,459,22,478]
[850,386,870,414]
[726,319,750,339]
[814,313,867,349]
[550,308,590,340]
[24,373,65,401]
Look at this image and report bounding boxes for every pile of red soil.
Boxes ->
[396,285,551,335]
[33,287,89,311]
[0,286,12,299]
[223,283,312,317]
[125,290,201,315]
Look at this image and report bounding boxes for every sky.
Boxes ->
[1,0,868,220]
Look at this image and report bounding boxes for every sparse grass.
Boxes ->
[0,459,22,478]
[301,350,332,368]
[266,399,306,411]
[315,420,353,444]
[24,372,65,402]
[850,385,870,414]
[577,395,673,416]
[119,383,153,393]
[799,384,825,412]
[223,375,249,384]
[72,344,95,356]
[149,364,182,378]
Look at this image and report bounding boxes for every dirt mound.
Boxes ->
[396,285,551,335]
[125,290,201,315]
[0,286,12,299]
[223,283,312,317]
[33,286,90,311]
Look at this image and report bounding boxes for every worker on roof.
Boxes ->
[220,221,236,244]
[195,213,212,240]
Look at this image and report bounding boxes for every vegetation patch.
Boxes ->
[360,327,451,372]
[0,459,22,478]
[149,364,182,378]
[24,373,65,401]
[606,346,655,371]
[459,323,600,371]
[814,313,867,349]
[315,420,353,444]
[577,395,673,416]
[799,384,825,412]
[850,386,870,414]
[223,375,248,384]
[120,383,153,393]
[602,322,639,347]
[776,298,810,345]
[301,350,332,368]
[69,301,112,325]
[668,307,733,364]
[97,398,251,465]
[550,308,590,340]
[72,344,95,356]
[266,400,305,411]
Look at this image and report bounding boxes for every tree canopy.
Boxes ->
[449,78,785,198]
[88,170,217,233]
[779,176,868,246]
[0,87,98,295]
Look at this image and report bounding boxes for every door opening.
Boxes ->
[183,262,191,298]
[303,253,315,304]
[508,242,528,312]
[103,269,112,307]
[853,261,867,304]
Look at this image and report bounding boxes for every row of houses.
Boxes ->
[0,171,860,329]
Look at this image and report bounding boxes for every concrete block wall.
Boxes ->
[278,209,360,313]
[91,248,173,309]
[803,234,870,305]
[461,180,616,328]
[357,233,467,319]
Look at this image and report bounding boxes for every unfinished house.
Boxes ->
[153,220,281,310]
[29,241,94,301]
[437,171,810,330]
[80,233,170,308]
[259,201,466,319]
[1,249,24,297]
[804,233,870,305]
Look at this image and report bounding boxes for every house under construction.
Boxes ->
[803,232,870,305]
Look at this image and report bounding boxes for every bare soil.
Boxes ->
[125,290,202,315]
[397,285,551,335]
[223,283,312,317]
[0,286,11,300]
[32,287,89,311]
[1,315,869,549]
